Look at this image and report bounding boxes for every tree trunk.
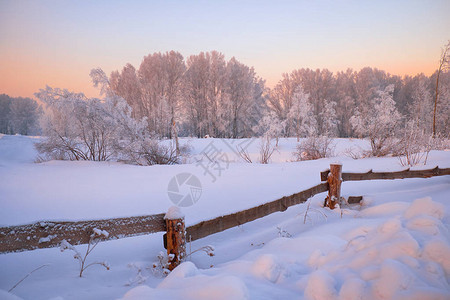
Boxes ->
[433,41,449,137]
[172,120,180,156]
[433,68,441,138]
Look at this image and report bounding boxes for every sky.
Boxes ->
[0,0,449,99]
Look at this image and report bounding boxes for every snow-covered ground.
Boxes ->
[0,134,449,299]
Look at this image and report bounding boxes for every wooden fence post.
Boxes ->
[326,163,342,209]
[164,206,186,271]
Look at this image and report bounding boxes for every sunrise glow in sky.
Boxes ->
[0,0,449,98]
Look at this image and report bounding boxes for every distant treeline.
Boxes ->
[0,94,42,136]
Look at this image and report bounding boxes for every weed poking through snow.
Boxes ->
[60,228,110,277]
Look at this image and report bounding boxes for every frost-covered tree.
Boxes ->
[224,57,263,138]
[36,69,145,161]
[433,40,450,137]
[407,75,433,135]
[206,51,227,137]
[36,86,133,161]
[255,110,285,146]
[110,64,143,119]
[334,69,357,137]
[137,51,185,137]
[267,73,295,136]
[36,69,184,165]
[435,72,450,137]
[350,84,402,156]
[0,94,11,134]
[184,53,264,138]
[9,97,42,135]
[290,68,335,134]
[287,86,317,140]
[103,50,446,140]
[0,94,42,135]
[320,100,339,137]
[184,52,210,137]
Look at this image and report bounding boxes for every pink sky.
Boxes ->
[1,0,449,99]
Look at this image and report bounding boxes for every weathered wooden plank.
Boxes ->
[186,183,328,241]
[341,167,450,181]
[0,213,166,253]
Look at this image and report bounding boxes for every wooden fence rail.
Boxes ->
[1,165,449,254]
[186,182,328,241]
[320,166,450,182]
[0,214,166,253]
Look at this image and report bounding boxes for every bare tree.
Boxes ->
[433,40,450,137]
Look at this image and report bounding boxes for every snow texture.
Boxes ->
[0,135,449,299]
[164,206,185,220]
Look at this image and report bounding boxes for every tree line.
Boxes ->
[1,49,448,146]
[109,50,449,140]
[0,94,42,136]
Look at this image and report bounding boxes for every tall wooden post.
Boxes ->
[164,206,186,271]
[326,163,342,209]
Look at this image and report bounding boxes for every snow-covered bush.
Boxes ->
[350,85,402,156]
[396,122,431,166]
[397,121,449,166]
[119,140,186,166]
[35,85,142,161]
[293,136,334,161]
[151,251,171,277]
[60,228,110,277]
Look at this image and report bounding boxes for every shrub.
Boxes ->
[293,136,334,161]
[397,121,450,166]
[259,136,275,164]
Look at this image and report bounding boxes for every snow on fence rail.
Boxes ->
[1,165,449,254]
[0,214,166,253]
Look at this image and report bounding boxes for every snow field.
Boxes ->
[0,135,449,299]
[121,196,450,300]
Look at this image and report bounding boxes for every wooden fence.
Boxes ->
[0,214,166,253]
[321,166,450,182]
[1,165,449,254]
